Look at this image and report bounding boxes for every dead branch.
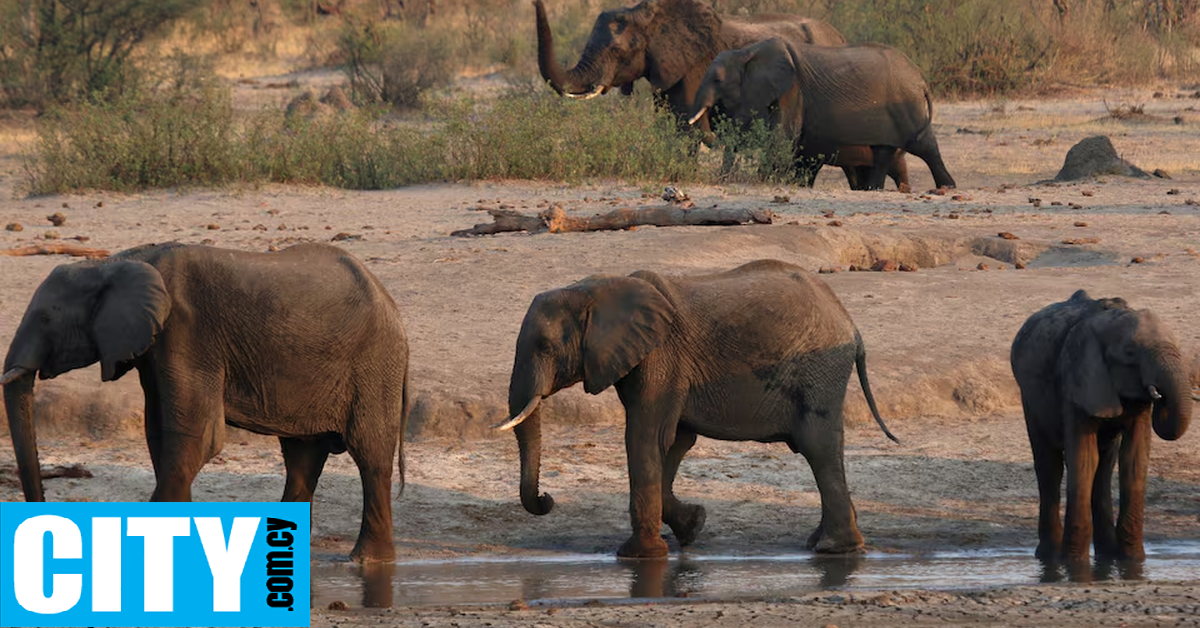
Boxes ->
[451,204,774,237]
[0,243,110,259]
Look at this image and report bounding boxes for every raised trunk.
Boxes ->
[534,0,602,96]
[4,375,44,501]
[1149,354,1192,441]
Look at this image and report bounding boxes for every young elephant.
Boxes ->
[689,38,955,190]
[496,259,898,558]
[1,242,410,562]
[1011,290,1195,562]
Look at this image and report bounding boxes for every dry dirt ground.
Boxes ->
[0,80,1199,626]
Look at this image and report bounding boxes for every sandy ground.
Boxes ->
[0,79,1199,626]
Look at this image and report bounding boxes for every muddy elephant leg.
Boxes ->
[1063,418,1099,561]
[618,400,681,559]
[903,128,956,189]
[794,407,864,554]
[344,423,397,563]
[280,437,331,502]
[1091,433,1120,557]
[1116,412,1151,560]
[1029,432,1065,560]
[661,426,705,546]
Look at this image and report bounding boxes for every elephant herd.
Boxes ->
[535,0,956,190]
[2,241,1195,568]
[0,0,1193,574]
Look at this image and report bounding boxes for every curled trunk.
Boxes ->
[1149,354,1192,441]
[4,374,44,501]
[514,405,554,515]
[534,0,603,97]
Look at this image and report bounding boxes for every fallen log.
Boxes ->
[0,243,110,258]
[451,204,774,237]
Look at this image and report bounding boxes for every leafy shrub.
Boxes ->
[710,114,800,184]
[338,19,459,108]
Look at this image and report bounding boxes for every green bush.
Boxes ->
[338,18,459,108]
[710,115,801,184]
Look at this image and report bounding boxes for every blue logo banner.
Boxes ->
[0,502,310,627]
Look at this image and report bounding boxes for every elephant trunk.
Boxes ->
[3,372,44,501]
[514,405,554,516]
[534,0,604,98]
[1148,350,1192,441]
[688,84,716,125]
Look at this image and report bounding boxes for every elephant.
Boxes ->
[533,0,845,133]
[1,242,410,562]
[494,259,898,559]
[1010,290,1196,562]
[689,38,956,190]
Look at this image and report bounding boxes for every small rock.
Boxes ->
[771,195,791,203]
[899,262,918,272]
[207,223,220,230]
[1131,257,1145,264]
[278,224,288,230]
[43,231,60,240]
[1153,91,1165,98]
[327,600,348,611]
[267,245,280,252]
[786,220,800,225]
[267,208,280,216]
[1062,237,1101,245]
[1015,262,1027,269]
[1153,168,1171,179]
[201,238,214,245]
[5,223,22,232]
[947,212,960,219]
[1185,198,1198,205]
[1159,210,1171,215]
[929,187,947,196]
[508,600,528,611]
[1174,115,1184,124]
[1081,190,1094,196]
[1167,189,1181,195]
[827,220,843,227]
[1050,201,1062,206]
[951,194,969,201]
[95,201,104,208]
[61,202,69,208]
[871,259,899,272]
[818,266,839,274]
[1032,200,1043,208]
[331,232,362,242]
[1074,222,1088,227]
[976,263,989,271]
[47,212,67,226]
[253,224,268,231]
[998,232,1019,240]
[822,210,836,218]
[1069,202,1084,209]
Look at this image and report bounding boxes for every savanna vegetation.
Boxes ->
[2,0,1198,193]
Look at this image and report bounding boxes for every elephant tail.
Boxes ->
[855,330,899,444]
[398,370,411,497]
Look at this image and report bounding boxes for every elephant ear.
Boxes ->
[92,260,171,381]
[580,276,674,395]
[741,40,798,121]
[1061,316,1122,418]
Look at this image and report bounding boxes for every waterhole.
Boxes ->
[310,541,1200,608]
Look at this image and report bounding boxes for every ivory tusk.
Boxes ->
[688,107,707,125]
[1148,385,1162,400]
[1192,392,1200,401]
[492,396,542,431]
[564,86,604,100]
[1,367,30,385]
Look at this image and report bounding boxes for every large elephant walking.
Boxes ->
[496,260,897,559]
[1010,290,1195,562]
[534,0,845,133]
[689,38,956,190]
[1,242,410,562]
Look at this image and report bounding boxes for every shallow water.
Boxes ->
[310,541,1200,608]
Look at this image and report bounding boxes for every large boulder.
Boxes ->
[1053,135,1150,181]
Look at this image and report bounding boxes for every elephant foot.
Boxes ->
[665,503,706,547]
[1115,543,1146,562]
[617,533,669,559]
[806,523,864,554]
[350,537,397,564]
[1035,541,1061,561]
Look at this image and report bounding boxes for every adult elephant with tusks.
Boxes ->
[495,260,898,559]
[689,38,956,190]
[1011,290,1196,563]
[533,0,845,133]
[1,242,410,563]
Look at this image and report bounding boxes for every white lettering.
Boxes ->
[91,517,122,612]
[126,517,190,612]
[194,517,259,612]
[13,515,82,614]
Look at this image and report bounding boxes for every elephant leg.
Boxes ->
[793,405,864,554]
[888,153,910,192]
[1028,432,1064,560]
[903,128,956,189]
[862,146,894,191]
[1091,433,1120,557]
[344,423,398,563]
[149,375,224,502]
[839,165,863,190]
[280,437,331,502]
[661,427,705,546]
[1116,412,1151,560]
[138,368,164,480]
[1063,417,1100,561]
[618,401,680,559]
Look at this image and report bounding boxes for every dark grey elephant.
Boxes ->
[1011,290,1196,562]
[689,38,956,190]
[1,242,410,562]
[534,0,845,133]
[495,259,898,559]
